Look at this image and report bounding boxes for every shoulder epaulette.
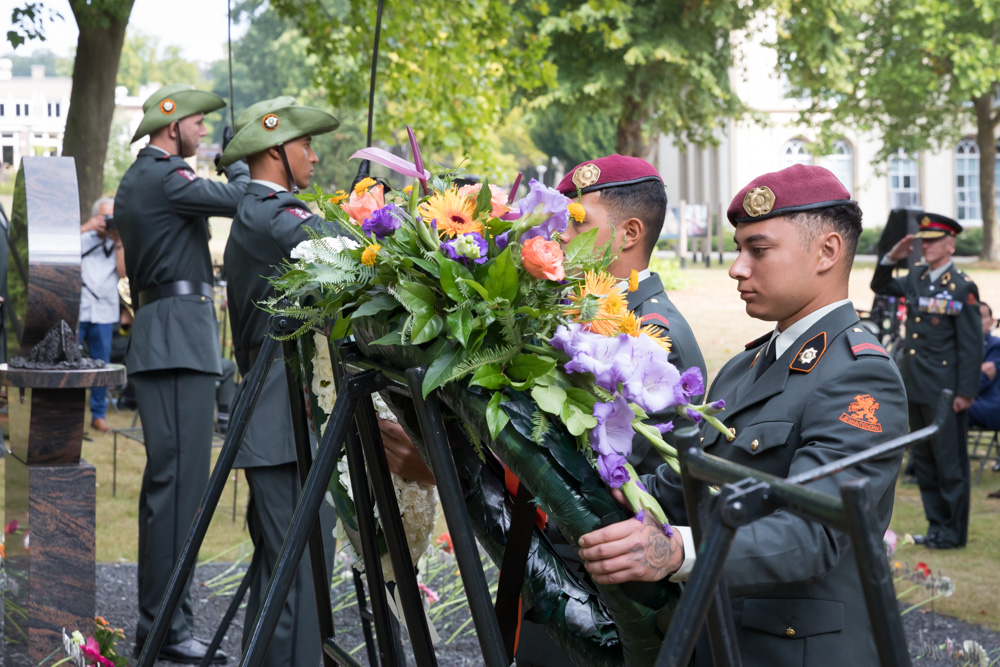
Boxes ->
[640,312,669,329]
[282,206,313,221]
[845,326,889,359]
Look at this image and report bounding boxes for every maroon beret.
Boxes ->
[727,164,853,226]
[914,212,962,239]
[556,154,663,197]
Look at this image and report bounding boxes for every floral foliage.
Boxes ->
[271,137,730,531]
[61,617,128,667]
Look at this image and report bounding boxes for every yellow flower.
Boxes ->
[403,185,414,195]
[361,242,381,266]
[565,270,627,336]
[419,189,482,238]
[640,326,672,353]
[619,311,641,336]
[328,190,348,204]
[568,202,586,223]
[354,177,377,196]
[628,269,639,292]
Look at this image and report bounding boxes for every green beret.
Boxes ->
[219,98,339,168]
[130,83,226,144]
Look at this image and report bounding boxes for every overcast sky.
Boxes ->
[16,0,247,64]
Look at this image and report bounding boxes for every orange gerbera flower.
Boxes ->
[419,189,483,238]
[640,325,672,353]
[565,270,628,336]
[619,311,641,336]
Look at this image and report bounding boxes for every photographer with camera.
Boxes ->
[80,196,126,432]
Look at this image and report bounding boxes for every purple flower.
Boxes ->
[362,203,402,239]
[710,399,725,410]
[596,453,630,488]
[563,334,626,391]
[549,323,585,356]
[495,230,510,250]
[685,408,703,423]
[516,179,570,241]
[678,367,705,401]
[655,422,674,434]
[636,479,647,492]
[621,338,684,413]
[591,395,635,457]
[662,524,674,538]
[440,232,488,264]
[634,510,646,523]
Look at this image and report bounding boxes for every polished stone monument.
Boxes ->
[2,157,125,664]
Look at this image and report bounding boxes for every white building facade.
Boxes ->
[657,27,1000,230]
[0,61,71,167]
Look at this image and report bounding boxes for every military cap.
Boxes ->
[131,83,226,144]
[556,154,663,197]
[914,212,962,239]
[727,163,854,226]
[233,96,298,133]
[219,98,339,168]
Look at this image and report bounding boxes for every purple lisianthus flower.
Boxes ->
[516,179,570,241]
[591,394,635,457]
[495,230,510,250]
[634,510,646,523]
[361,203,402,239]
[685,407,704,423]
[440,232,488,264]
[655,422,674,434]
[596,453,630,489]
[678,367,705,401]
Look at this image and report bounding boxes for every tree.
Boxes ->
[7,0,135,218]
[116,29,201,97]
[535,0,753,157]
[773,0,1000,260]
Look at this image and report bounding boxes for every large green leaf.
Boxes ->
[421,342,463,397]
[469,363,509,390]
[564,228,600,265]
[445,309,474,347]
[507,353,557,382]
[484,248,519,302]
[352,292,401,318]
[486,391,510,439]
[439,257,475,302]
[396,281,437,314]
[410,310,444,345]
[531,384,567,414]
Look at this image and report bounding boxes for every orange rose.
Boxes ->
[457,183,511,219]
[521,236,565,281]
[340,183,385,223]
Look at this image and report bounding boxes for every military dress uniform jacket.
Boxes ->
[115,147,250,375]
[871,260,982,402]
[626,273,707,476]
[968,334,1000,430]
[646,303,908,667]
[225,182,333,468]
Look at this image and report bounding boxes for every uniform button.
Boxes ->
[751,439,759,451]
[912,333,918,339]
[852,327,862,333]
[909,349,916,356]
[700,436,704,442]
[785,627,796,637]
[201,296,207,302]
[727,427,736,442]
[915,317,921,323]
[942,360,948,366]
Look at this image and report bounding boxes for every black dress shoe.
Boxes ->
[912,534,930,544]
[924,538,959,550]
[134,637,227,664]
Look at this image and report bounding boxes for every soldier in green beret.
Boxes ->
[115,83,248,664]
[872,213,982,549]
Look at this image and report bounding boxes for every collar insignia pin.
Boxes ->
[799,347,818,365]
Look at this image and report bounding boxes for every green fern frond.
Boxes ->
[447,344,518,383]
[530,410,550,442]
[460,422,487,463]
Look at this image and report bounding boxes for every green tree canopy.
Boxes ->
[773,0,1000,259]
[116,29,201,96]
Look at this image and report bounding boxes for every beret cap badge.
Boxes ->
[572,163,601,190]
[743,186,775,218]
[262,113,280,131]
[159,99,176,115]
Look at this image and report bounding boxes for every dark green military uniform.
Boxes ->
[626,271,707,475]
[871,259,982,546]
[647,303,908,667]
[116,146,249,647]
[225,183,338,665]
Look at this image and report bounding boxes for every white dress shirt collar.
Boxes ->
[767,298,853,359]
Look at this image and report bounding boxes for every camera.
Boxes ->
[104,214,115,231]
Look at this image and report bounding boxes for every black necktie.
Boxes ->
[754,340,777,381]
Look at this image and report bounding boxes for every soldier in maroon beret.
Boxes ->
[579,163,908,667]
[872,212,981,549]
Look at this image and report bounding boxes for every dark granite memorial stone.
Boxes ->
[9,320,104,370]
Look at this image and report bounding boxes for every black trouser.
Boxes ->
[909,401,971,546]
[243,463,336,666]
[132,368,217,645]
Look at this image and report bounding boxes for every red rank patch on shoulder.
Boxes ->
[286,207,312,220]
[176,169,196,181]
[640,312,669,328]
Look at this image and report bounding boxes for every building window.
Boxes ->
[55,102,61,116]
[15,104,21,116]
[820,139,853,193]
[955,138,1000,222]
[0,103,4,116]
[888,150,920,208]
[47,103,52,117]
[783,139,812,168]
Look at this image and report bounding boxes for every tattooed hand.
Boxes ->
[577,512,684,584]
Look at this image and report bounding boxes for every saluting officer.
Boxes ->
[217,97,341,665]
[116,83,248,665]
[871,214,982,549]
[579,165,908,667]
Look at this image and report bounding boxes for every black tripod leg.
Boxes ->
[352,569,380,667]
[841,479,912,667]
[197,557,258,667]
[405,368,509,667]
[282,337,335,666]
[137,333,281,667]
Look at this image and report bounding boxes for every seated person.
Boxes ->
[967,301,1000,430]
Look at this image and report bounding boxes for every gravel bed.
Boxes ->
[2,562,997,665]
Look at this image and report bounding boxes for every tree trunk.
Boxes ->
[61,0,135,219]
[616,95,650,157]
[974,92,999,262]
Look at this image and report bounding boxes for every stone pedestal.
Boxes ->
[2,364,124,664]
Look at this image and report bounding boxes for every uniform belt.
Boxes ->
[137,280,214,308]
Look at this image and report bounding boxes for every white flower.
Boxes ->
[961,640,989,667]
[290,240,319,262]
[291,236,361,264]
